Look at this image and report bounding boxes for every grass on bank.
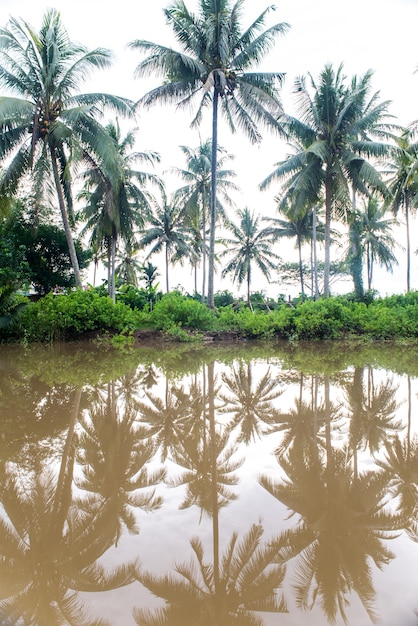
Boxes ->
[2,287,418,343]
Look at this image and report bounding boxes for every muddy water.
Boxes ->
[0,340,417,626]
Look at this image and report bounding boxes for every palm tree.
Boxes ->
[171,139,238,301]
[129,0,288,307]
[139,190,190,292]
[0,9,133,287]
[356,195,398,291]
[264,203,326,297]
[79,120,161,301]
[261,65,392,297]
[219,207,280,303]
[115,242,143,287]
[387,129,418,292]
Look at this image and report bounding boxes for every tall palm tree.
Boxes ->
[129,0,288,307]
[139,190,190,292]
[261,65,391,297]
[171,139,238,301]
[219,207,280,303]
[79,120,161,301]
[387,129,418,292]
[0,9,133,287]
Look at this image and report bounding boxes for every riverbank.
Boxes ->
[3,288,418,344]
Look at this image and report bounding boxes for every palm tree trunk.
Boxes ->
[208,89,219,309]
[52,387,81,534]
[247,266,251,305]
[110,233,116,302]
[49,146,82,288]
[324,171,332,298]
[367,243,372,290]
[165,243,170,293]
[201,189,207,303]
[312,206,319,300]
[297,235,304,297]
[405,197,411,292]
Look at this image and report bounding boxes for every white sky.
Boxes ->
[1,0,418,296]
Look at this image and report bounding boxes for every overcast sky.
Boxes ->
[1,0,418,295]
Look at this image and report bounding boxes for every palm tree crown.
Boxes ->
[219,206,280,303]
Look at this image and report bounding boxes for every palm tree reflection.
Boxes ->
[134,522,287,626]
[134,361,287,625]
[0,388,136,626]
[76,381,166,545]
[219,362,283,443]
[261,444,405,624]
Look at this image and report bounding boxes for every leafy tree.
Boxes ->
[115,243,143,287]
[219,207,280,303]
[134,523,287,626]
[219,362,283,443]
[76,381,166,546]
[261,446,404,624]
[9,215,90,294]
[129,0,288,307]
[0,9,133,286]
[261,65,391,297]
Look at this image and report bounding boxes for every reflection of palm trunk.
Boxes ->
[407,375,411,459]
[324,376,333,475]
[352,368,364,480]
[208,362,220,597]
[52,387,82,534]
[312,374,318,437]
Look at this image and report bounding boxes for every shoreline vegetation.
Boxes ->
[2,287,418,345]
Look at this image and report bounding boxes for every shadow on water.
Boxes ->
[0,340,417,625]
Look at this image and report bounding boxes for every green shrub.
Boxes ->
[151,292,216,332]
[214,290,235,307]
[291,298,349,339]
[11,289,139,342]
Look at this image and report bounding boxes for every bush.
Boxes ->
[151,292,216,332]
[214,290,235,307]
[10,289,140,342]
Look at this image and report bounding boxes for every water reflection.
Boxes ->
[0,342,417,625]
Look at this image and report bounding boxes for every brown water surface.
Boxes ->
[0,340,417,626]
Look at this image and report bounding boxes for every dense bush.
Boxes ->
[151,291,216,332]
[8,289,141,342]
